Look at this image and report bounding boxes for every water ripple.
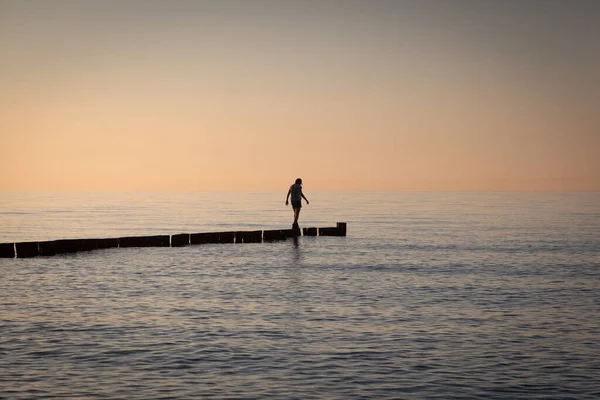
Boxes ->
[1,192,599,399]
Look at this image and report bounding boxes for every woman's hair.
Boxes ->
[295,178,302,185]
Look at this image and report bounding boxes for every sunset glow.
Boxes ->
[1,0,598,191]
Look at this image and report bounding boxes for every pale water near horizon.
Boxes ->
[1,191,599,399]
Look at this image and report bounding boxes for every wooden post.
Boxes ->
[0,243,15,258]
[263,230,287,241]
[171,234,190,247]
[15,242,39,258]
[118,235,170,248]
[303,227,318,236]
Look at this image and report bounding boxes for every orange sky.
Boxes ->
[1,0,598,191]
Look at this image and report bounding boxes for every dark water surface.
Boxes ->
[1,192,599,399]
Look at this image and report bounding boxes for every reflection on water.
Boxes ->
[1,192,599,399]
[291,236,303,264]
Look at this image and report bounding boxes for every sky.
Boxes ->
[1,0,598,191]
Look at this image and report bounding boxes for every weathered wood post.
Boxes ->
[0,243,15,258]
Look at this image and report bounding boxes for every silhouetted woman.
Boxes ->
[285,178,309,227]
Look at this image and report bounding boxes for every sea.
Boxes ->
[1,191,599,399]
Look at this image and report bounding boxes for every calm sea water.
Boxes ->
[1,191,599,399]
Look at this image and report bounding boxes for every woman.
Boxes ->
[285,178,309,227]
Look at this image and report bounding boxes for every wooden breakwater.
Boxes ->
[0,222,347,259]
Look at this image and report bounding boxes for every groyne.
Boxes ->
[0,222,347,258]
